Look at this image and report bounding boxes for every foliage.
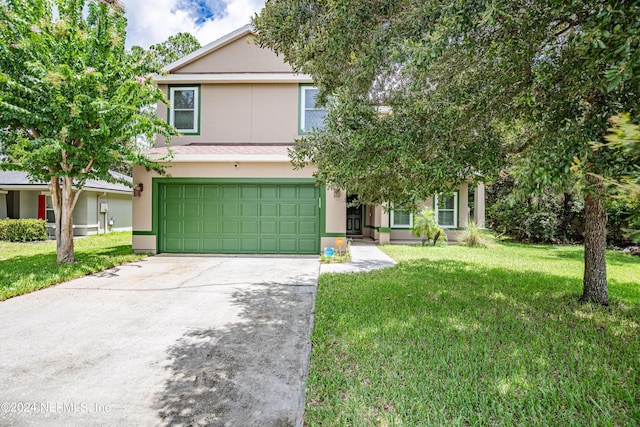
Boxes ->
[487,173,637,245]
[461,220,484,247]
[0,0,176,263]
[596,114,640,242]
[410,207,446,246]
[130,32,201,75]
[0,219,47,242]
[254,0,640,304]
[308,243,640,425]
[0,232,148,300]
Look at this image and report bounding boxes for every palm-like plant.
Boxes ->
[410,207,447,246]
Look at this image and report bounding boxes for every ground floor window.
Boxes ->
[391,210,413,228]
[435,193,458,228]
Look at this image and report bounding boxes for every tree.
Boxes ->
[130,32,201,75]
[0,0,175,263]
[410,207,446,246]
[254,0,640,305]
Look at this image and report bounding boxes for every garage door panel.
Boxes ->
[222,238,240,252]
[241,203,258,217]
[299,203,316,217]
[261,203,277,217]
[241,221,258,234]
[279,186,297,199]
[222,220,239,234]
[183,238,201,252]
[184,221,201,234]
[223,186,239,200]
[159,183,319,254]
[260,238,277,252]
[165,186,183,199]
[299,221,317,235]
[164,220,183,234]
[165,203,183,217]
[241,185,259,199]
[260,185,277,199]
[298,238,317,253]
[240,238,259,252]
[280,221,297,235]
[184,186,202,199]
[279,203,297,217]
[279,238,297,252]
[203,221,219,234]
[222,203,239,217]
[261,221,277,234]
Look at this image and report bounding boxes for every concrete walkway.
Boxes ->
[320,240,396,274]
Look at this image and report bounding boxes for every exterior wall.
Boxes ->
[18,190,38,219]
[105,193,133,232]
[157,83,299,145]
[174,35,292,74]
[388,182,471,243]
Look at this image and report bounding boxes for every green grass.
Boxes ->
[306,242,640,426]
[0,232,149,301]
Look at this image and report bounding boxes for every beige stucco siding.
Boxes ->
[157,83,299,145]
[325,189,346,234]
[173,35,292,74]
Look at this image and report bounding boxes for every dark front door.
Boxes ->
[346,195,362,235]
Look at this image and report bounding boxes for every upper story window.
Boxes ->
[435,193,458,228]
[300,86,326,133]
[391,210,413,228]
[169,86,200,134]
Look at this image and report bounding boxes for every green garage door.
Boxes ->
[158,183,320,254]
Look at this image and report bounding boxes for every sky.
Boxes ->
[123,0,267,49]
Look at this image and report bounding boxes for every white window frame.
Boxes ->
[391,210,413,228]
[300,86,326,133]
[435,193,458,228]
[169,86,199,134]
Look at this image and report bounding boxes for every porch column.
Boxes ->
[0,190,7,219]
[474,182,486,228]
[379,204,391,244]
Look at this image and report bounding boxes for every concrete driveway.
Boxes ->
[0,255,319,427]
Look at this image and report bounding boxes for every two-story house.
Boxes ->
[132,24,485,255]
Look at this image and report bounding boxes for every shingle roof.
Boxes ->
[144,144,292,156]
[0,170,132,193]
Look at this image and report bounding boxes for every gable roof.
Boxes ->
[0,170,132,194]
[153,24,313,84]
[164,24,254,73]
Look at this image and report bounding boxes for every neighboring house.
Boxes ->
[0,170,133,237]
[132,24,485,255]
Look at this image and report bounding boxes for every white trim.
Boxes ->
[435,193,458,228]
[169,86,199,134]
[164,24,254,72]
[154,73,313,84]
[0,185,129,194]
[391,210,413,228]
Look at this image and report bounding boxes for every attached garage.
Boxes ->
[158,181,320,254]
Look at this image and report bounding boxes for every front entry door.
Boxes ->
[346,195,362,235]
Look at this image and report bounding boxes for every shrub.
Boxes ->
[0,219,48,242]
[411,208,447,246]
[462,220,484,247]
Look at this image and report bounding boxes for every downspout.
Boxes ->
[97,192,107,234]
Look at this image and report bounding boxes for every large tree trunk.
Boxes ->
[580,175,608,305]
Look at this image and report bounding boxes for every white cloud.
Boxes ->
[123,0,266,49]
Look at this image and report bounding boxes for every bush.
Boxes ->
[410,208,447,246]
[462,220,485,247]
[0,219,48,242]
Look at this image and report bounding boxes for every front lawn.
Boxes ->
[307,243,640,426]
[0,232,148,301]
